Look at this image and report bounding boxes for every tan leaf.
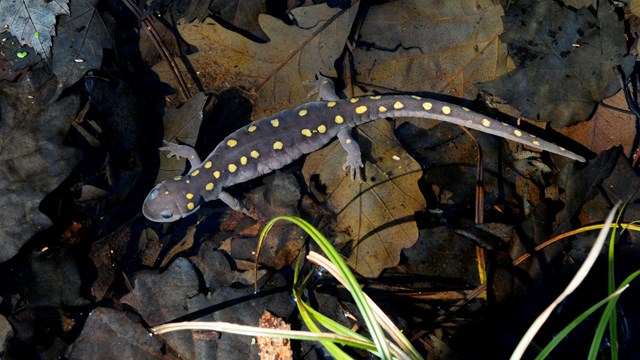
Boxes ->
[353,0,507,97]
[154,3,359,119]
[302,120,426,277]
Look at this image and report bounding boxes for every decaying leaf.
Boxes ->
[120,258,216,357]
[51,0,113,88]
[477,2,634,126]
[153,3,359,119]
[303,120,426,277]
[0,0,70,59]
[65,307,165,359]
[257,311,293,360]
[0,70,80,263]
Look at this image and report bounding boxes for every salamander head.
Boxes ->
[142,178,201,222]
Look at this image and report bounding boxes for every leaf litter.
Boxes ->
[2,1,640,359]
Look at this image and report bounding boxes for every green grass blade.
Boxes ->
[261,216,392,358]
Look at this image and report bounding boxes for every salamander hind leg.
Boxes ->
[337,128,364,181]
[219,191,251,216]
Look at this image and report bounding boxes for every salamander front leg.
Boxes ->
[337,128,364,181]
[306,73,340,101]
[218,191,251,216]
[159,140,202,168]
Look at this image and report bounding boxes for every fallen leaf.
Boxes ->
[353,0,507,97]
[557,90,635,159]
[0,69,80,263]
[208,276,295,358]
[302,120,426,277]
[25,248,88,306]
[477,2,634,126]
[120,258,216,357]
[51,0,113,89]
[65,307,166,359]
[153,3,359,119]
[0,0,70,59]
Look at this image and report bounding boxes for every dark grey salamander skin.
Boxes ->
[143,94,585,222]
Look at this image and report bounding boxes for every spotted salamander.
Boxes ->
[143,77,585,222]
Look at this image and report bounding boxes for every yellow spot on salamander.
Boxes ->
[205,182,214,191]
[514,130,522,137]
[187,202,195,210]
[213,171,221,179]
[369,95,381,100]
[482,119,491,127]
[185,180,190,184]
[335,115,344,124]
[350,98,359,103]
[327,101,336,107]
[379,106,387,112]
[250,150,260,158]
[240,156,248,165]
[393,101,404,110]
[317,125,326,133]
[463,107,470,112]
[227,139,237,147]
[186,193,194,199]
[411,95,422,100]
[248,125,257,132]
[559,147,566,151]
[346,138,352,144]
[191,169,200,176]
[204,161,212,169]
[173,176,182,181]
[532,141,541,146]
[271,119,279,127]
[442,106,451,115]
[355,105,367,114]
[301,129,312,137]
[273,141,284,150]
[228,164,237,173]
[299,109,308,116]
[422,102,432,110]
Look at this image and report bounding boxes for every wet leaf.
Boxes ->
[51,0,113,88]
[65,307,167,360]
[120,258,216,357]
[0,0,70,59]
[0,70,80,262]
[25,248,88,306]
[477,2,634,126]
[302,120,426,277]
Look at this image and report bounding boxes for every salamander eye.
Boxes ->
[160,210,173,219]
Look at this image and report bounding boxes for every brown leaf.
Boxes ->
[302,120,426,277]
[557,90,635,159]
[353,0,507,97]
[153,3,359,118]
